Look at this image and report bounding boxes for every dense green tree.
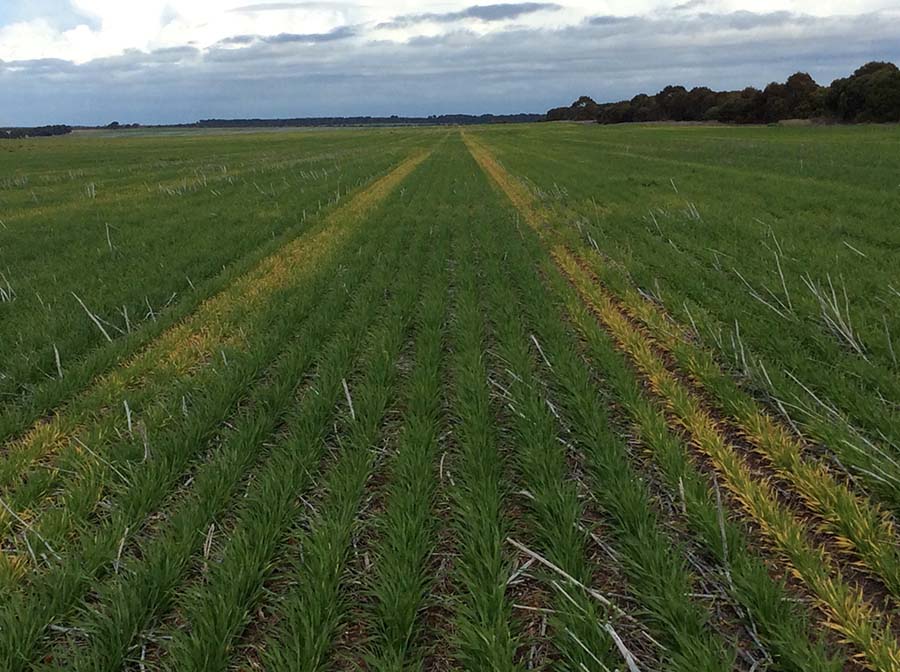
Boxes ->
[826,62,900,122]
[684,87,718,121]
[571,96,600,121]
[784,72,821,117]
[0,125,72,139]
[546,61,899,125]
[656,85,690,120]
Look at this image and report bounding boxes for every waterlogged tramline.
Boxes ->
[562,250,900,598]
[475,207,736,670]
[463,133,833,671]
[0,133,425,420]
[32,179,432,670]
[0,150,429,543]
[1,127,898,671]
[469,125,900,501]
[0,147,431,669]
[0,148,424,470]
[464,130,900,670]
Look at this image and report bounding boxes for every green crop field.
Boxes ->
[0,123,899,671]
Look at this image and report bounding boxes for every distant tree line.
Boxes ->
[188,113,543,128]
[2,114,543,138]
[0,125,72,139]
[547,61,900,125]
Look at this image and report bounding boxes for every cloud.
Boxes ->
[218,25,355,45]
[2,8,899,126]
[218,34,256,45]
[588,10,819,34]
[672,0,709,11]
[377,3,562,29]
[710,10,809,31]
[2,57,76,75]
[229,2,355,13]
[266,25,356,42]
[0,0,101,32]
[588,15,637,26]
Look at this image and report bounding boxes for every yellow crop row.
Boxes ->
[577,254,900,602]
[0,150,430,539]
[463,130,900,669]
[555,248,900,671]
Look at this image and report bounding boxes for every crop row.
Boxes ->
[0,149,429,553]
[464,130,899,670]
[5,127,897,671]
[0,147,433,670]
[0,130,429,437]
[469,124,900,494]
[0,132,428,412]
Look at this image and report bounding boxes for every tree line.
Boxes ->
[1,125,73,140]
[188,113,543,128]
[547,61,900,125]
[3,115,545,139]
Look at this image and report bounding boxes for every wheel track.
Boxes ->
[0,149,431,546]
[462,130,900,671]
[30,176,423,672]
[0,149,430,511]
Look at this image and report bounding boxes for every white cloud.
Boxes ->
[0,19,102,61]
[2,1,578,62]
[1,1,899,125]
[2,1,897,62]
[1,1,342,61]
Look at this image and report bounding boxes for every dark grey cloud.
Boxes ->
[588,15,638,26]
[148,46,202,59]
[377,3,562,29]
[406,29,479,47]
[2,57,76,76]
[267,26,356,42]
[218,25,356,46]
[707,10,810,30]
[219,35,257,45]
[2,9,899,126]
[588,10,818,34]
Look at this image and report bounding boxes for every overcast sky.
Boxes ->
[2,0,899,125]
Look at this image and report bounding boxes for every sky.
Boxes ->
[1,0,899,126]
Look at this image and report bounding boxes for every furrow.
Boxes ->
[248,233,440,672]
[442,192,519,671]
[469,148,739,671]
[352,231,450,668]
